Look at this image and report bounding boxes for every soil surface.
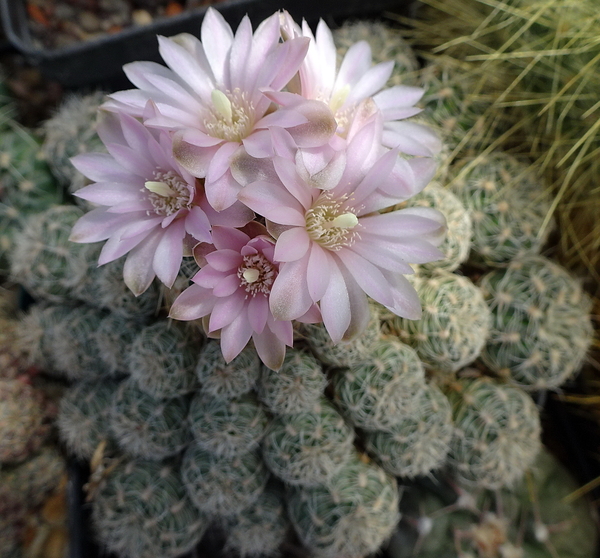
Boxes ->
[26,0,227,50]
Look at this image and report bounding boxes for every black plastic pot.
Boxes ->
[0,0,418,90]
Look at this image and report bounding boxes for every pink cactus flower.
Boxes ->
[238,120,447,343]
[69,111,253,296]
[103,8,337,211]
[169,226,318,369]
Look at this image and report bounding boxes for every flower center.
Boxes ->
[237,253,277,297]
[204,89,255,143]
[144,171,192,216]
[305,192,361,251]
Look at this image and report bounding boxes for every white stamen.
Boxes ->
[242,268,260,283]
[145,181,177,197]
[327,212,359,229]
[211,89,233,122]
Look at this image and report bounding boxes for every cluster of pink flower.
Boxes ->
[69,8,446,369]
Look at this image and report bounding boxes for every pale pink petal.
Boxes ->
[69,209,130,243]
[346,61,394,105]
[382,121,443,157]
[203,198,254,227]
[211,225,251,251]
[273,227,310,262]
[169,283,215,320]
[269,254,313,321]
[99,230,147,266]
[70,153,130,183]
[173,133,220,178]
[336,249,394,307]
[252,327,286,370]
[207,142,241,183]
[228,16,254,89]
[319,260,350,343]
[122,229,163,295]
[238,181,306,226]
[374,85,424,111]
[201,8,234,84]
[247,295,269,334]
[209,289,246,331]
[220,313,253,363]
[272,156,313,209]
[350,148,398,204]
[193,266,226,289]
[242,130,274,159]
[185,206,212,243]
[152,219,186,287]
[74,182,144,206]
[335,41,372,90]
[205,248,242,271]
[306,244,331,302]
[358,210,447,237]
[337,265,370,341]
[382,270,422,319]
[213,273,242,297]
[104,143,156,178]
[348,241,415,273]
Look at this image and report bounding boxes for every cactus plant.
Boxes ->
[0,378,50,463]
[9,204,98,303]
[47,304,111,380]
[364,382,453,478]
[301,307,381,368]
[333,20,419,87]
[403,182,472,273]
[92,458,208,558]
[41,90,107,199]
[224,483,290,558]
[258,348,327,416]
[109,379,191,460]
[334,338,427,431]
[447,377,542,490]
[0,445,66,508]
[57,377,122,461]
[127,320,201,399]
[479,255,594,390]
[188,391,269,458]
[450,152,554,267]
[181,442,270,518]
[286,453,400,558]
[262,398,355,487]
[95,313,145,376]
[389,270,491,373]
[195,341,261,401]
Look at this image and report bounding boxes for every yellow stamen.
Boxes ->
[242,268,260,283]
[211,89,233,122]
[327,212,359,229]
[330,84,351,114]
[145,181,176,197]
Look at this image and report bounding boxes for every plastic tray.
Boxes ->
[0,0,417,90]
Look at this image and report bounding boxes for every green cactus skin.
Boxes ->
[41,91,107,197]
[224,483,290,558]
[57,377,122,461]
[0,379,49,463]
[389,270,491,373]
[95,313,145,376]
[0,445,66,509]
[47,304,111,380]
[195,341,261,401]
[127,320,201,399]
[450,152,554,267]
[181,442,270,518]
[0,122,62,212]
[333,20,419,87]
[92,458,208,558]
[76,257,160,320]
[301,307,381,368]
[364,383,453,478]
[9,204,99,303]
[286,453,400,558]
[334,338,426,431]
[188,391,269,458]
[389,447,597,558]
[447,377,541,490]
[14,304,73,371]
[479,255,594,390]
[416,56,495,154]
[262,398,355,488]
[404,182,472,273]
[109,379,191,460]
[258,348,327,416]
